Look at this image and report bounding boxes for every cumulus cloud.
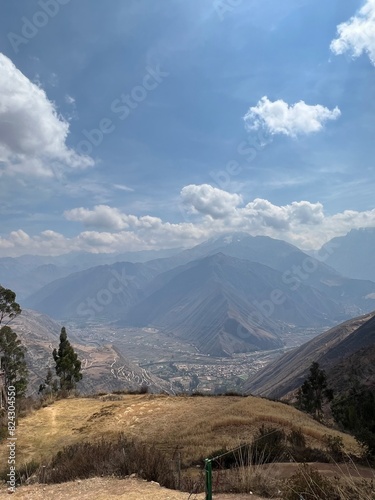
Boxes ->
[0,222,205,258]
[240,199,326,234]
[65,205,128,231]
[330,0,375,66]
[181,184,242,219]
[65,205,169,232]
[2,185,375,256]
[244,96,341,138]
[0,53,93,177]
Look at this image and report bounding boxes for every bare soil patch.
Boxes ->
[0,476,268,499]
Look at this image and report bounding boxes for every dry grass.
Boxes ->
[0,476,207,500]
[282,461,375,499]
[0,393,361,471]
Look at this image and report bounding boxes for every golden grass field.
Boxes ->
[0,393,361,469]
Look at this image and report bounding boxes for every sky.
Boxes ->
[0,0,375,256]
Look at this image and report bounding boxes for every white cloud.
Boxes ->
[113,183,134,192]
[63,204,206,248]
[2,184,375,257]
[330,0,375,66]
[181,184,242,219]
[0,220,204,258]
[65,205,128,231]
[244,96,341,138]
[0,53,93,177]
[239,199,326,235]
[65,94,76,105]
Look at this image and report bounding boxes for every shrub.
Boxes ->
[282,463,340,500]
[33,434,176,488]
[323,434,345,462]
[288,428,306,449]
[139,383,149,394]
[252,424,287,463]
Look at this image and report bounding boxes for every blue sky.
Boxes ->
[0,0,374,255]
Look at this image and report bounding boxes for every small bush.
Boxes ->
[252,424,287,463]
[139,383,149,394]
[16,460,41,485]
[220,391,246,397]
[282,463,340,500]
[34,434,176,488]
[324,434,345,462]
[288,428,306,449]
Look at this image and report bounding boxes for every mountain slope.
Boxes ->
[21,233,375,324]
[243,311,375,399]
[123,253,347,356]
[10,309,171,395]
[148,232,375,313]
[24,261,158,320]
[319,227,375,282]
[0,248,181,300]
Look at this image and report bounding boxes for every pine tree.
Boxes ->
[52,327,82,393]
[297,362,332,420]
[38,368,59,396]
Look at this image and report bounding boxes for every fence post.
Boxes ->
[177,451,181,490]
[41,465,46,484]
[205,458,212,500]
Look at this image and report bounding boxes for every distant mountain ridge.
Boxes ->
[319,227,375,282]
[24,261,159,320]
[122,252,348,356]
[0,247,181,300]
[148,232,375,311]
[243,311,375,399]
[18,232,375,357]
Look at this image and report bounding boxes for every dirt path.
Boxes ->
[0,477,268,499]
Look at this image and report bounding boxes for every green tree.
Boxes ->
[332,386,375,458]
[189,373,199,392]
[53,327,82,393]
[0,286,21,326]
[0,326,28,399]
[38,367,59,397]
[297,362,332,420]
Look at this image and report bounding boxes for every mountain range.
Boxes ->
[123,252,345,356]
[0,247,180,300]
[19,231,375,357]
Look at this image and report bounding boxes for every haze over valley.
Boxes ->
[2,230,374,395]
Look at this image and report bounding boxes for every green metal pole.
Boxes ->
[205,458,212,500]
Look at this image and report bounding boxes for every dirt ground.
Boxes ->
[0,463,373,499]
[0,476,268,500]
